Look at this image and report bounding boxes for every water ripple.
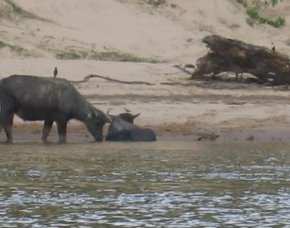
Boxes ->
[1,142,290,226]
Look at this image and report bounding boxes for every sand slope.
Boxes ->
[1,0,290,61]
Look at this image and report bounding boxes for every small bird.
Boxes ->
[271,42,276,52]
[53,67,58,78]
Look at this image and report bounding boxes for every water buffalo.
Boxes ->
[0,75,109,143]
[105,112,156,142]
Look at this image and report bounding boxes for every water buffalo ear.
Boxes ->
[133,113,141,119]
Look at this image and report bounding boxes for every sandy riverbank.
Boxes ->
[1,1,290,142]
[1,59,290,143]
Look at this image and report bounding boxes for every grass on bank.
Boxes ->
[236,0,285,28]
[145,0,166,7]
[0,0,51,22]
[55,49,162,63]
[0,40,37,57]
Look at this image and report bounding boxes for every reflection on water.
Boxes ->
[1,142,290,226]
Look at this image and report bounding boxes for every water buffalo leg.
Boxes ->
[56,121,67,143]
[4,113,14,143]
[42,120,53,143]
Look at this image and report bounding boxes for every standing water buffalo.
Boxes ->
[105,112,156,141]
[0,75,109,143]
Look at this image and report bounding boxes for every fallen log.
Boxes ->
[191,35,290,85]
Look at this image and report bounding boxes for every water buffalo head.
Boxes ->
[117,113,140,123]
[85,108,110,142]
[106,108,140,124]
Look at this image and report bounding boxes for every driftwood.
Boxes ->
[173,64,195,75]
[69,73,195,87]
[69,74,155,86]
[191,35,290,85]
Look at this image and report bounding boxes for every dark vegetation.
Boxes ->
[236,0,285,28]
[0,0,50,22]
[0,40,35,57]
[145,0,166,7]
[55,49,161,63]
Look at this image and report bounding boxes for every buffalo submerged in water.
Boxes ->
[106,112,156,142]
[0,75,109,143]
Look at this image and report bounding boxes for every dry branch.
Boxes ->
[191,35,290,85]
[69,74,155,86]
[173,64,195,75]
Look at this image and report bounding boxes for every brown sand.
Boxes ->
[1,1,290,142]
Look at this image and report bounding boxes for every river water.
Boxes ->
[0,141,290,227]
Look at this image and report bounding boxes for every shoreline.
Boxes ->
[1,60,290,144]
[2,121,290,143]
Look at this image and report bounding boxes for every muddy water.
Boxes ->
[1,141,290,227]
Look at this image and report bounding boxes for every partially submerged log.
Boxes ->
[191,35,290,85]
